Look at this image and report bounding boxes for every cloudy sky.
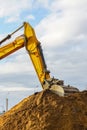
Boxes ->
[0,0,87,111]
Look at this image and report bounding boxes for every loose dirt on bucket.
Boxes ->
[0,89,87,130]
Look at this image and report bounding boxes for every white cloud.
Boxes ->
[5,15,20,23]
[48,0,87,12]
[0,0,32,23]
[26,14,35,20]
[0,50,34,74]
[33,0,50,8]
[36,7,87,47]
[0,85,34,91]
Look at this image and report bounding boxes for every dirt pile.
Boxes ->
[0,90,87,130]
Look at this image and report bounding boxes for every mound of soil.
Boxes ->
[0,90,87,130]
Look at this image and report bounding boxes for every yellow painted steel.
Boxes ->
[0,36,24,59]
[24,22,50,85]
[0,22,50,86]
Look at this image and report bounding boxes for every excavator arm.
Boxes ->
[0,35,24,59]
[0,22,65,96]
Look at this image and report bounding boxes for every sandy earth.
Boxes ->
[0,89,87,130]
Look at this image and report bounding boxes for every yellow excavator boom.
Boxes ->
[1,22,77,96]
[0,22,50,87]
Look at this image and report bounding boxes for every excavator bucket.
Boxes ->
[49,85,64,96]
